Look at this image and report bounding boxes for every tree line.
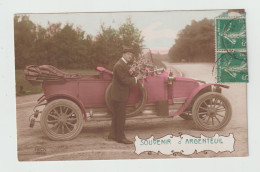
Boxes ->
[168,18,215,62]
[14,15,144,70]
[15,15,220,69]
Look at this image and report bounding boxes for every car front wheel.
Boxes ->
[192,92,232,131]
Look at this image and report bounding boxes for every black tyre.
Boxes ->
[192,92,232,131]
[179,111,193,120]
[40,99,84,140]
[105,81,147,117]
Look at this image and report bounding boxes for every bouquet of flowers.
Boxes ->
[128,55,153,78]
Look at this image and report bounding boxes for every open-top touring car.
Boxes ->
[24,49,231,140]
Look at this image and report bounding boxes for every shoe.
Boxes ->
[117,138,133,144]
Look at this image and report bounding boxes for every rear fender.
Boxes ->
[45,94,87,121]
[169,83,229,117]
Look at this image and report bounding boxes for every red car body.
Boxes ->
[27,62,231,140]
[39,67,228,120]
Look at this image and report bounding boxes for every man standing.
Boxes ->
[108,46,142,144]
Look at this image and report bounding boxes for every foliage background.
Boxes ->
[168,18,215,62]
[14,16,144,71]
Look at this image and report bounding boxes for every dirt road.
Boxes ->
[16,63,248,161]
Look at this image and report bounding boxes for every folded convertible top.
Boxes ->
[24,65,80,85]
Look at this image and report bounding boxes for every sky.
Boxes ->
[27,10,225,54]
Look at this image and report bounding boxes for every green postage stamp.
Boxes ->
[215,16,248,83]
[216,51,248,82]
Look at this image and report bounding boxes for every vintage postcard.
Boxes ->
[15,9,248,161]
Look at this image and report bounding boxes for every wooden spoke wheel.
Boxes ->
[40,99,84,140]
[192,92,232,130]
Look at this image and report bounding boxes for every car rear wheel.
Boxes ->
[192,92,231,130]
[40,99,84,140]
[105,81,147,117]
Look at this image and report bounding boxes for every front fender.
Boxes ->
[170,83,229,117]
[45,94,87,121]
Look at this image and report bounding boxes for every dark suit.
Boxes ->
[109,58,136,140]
